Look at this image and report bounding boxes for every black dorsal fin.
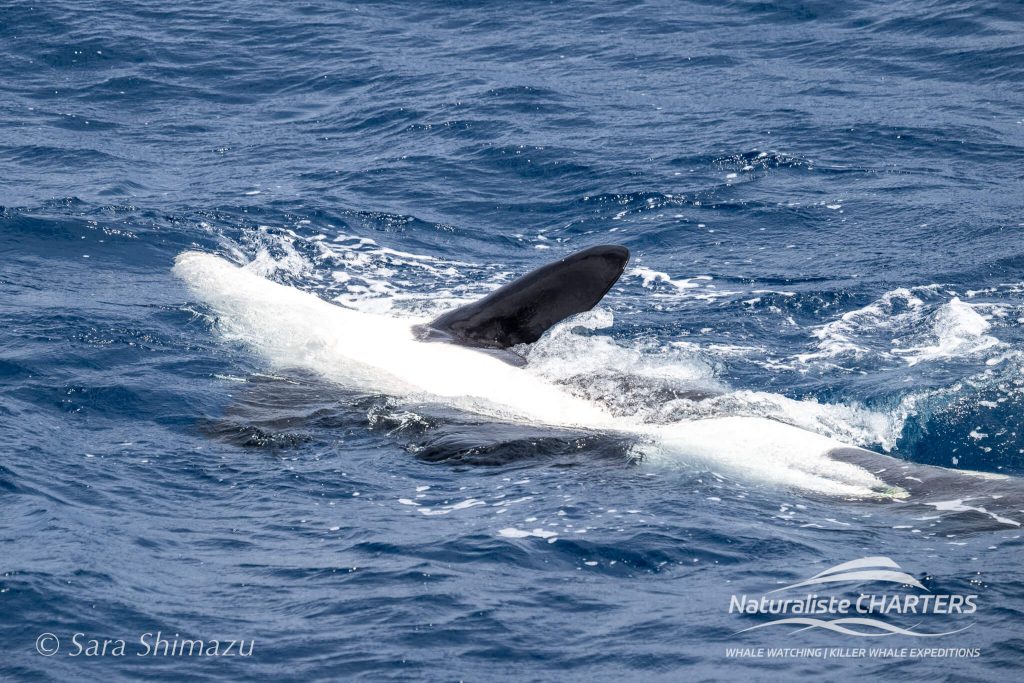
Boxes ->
[414,244,629,350]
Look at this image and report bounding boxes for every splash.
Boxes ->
[892,297,999,367]
[799,285,1008,367]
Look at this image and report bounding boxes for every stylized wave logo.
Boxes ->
[769,556,927,594]
[737,617,973,638]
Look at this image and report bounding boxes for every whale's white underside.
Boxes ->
[172,251,942,499]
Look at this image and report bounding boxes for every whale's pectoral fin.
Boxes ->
[414,244,629,350]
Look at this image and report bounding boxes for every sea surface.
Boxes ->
[2,1,1024,681]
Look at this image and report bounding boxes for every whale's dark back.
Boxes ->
[415,244,629,350]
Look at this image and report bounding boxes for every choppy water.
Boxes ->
[3,1,1024,680]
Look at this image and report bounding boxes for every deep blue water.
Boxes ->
[3,1,1024,680]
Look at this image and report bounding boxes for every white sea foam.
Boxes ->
[498,527,558,540]
[799,286,930,363]
[232,225,503,318]
[523,309,716,388]
[629,267,735,301]
[799,286,1005,367]
[891,297,1000,366]
[631,266,708,291]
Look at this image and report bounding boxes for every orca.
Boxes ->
[413,244,629,363]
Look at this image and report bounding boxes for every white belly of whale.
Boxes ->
[174,251,896,498]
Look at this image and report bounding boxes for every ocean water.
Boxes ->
[3,0,1024,680]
